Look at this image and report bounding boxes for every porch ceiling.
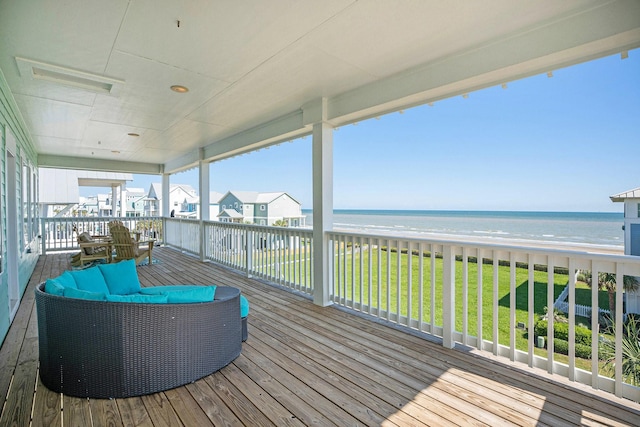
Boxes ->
[1,0,639,174]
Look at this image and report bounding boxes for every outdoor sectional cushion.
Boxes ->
[70,267,110,294]
[106,294,168,303]
[98,259,141,295]
[44,279,65,296]
[63,287,107,301]
[140,285,216,303]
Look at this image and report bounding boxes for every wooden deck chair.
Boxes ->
[108,221,154,265]
[71,225,112,267]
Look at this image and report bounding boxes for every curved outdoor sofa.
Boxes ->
[35,282,243,398]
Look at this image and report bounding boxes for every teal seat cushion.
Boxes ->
[98,259,141,295]
[63,287,107,301]
[140,285,216,303]
[71,267,110,295]
[240,295,249,318]
[44,278,65,296]
[106,294,168,304]
[57,271,78,289]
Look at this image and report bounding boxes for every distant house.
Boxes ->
[124,187,146,217]
[217,191,305,226]
[145,183,197,217]
[610,187,640,256]
[610,187,640,315]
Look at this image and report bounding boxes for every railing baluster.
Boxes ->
[510,252,516,362]
[493,251,499,356]
[527,254,535,368]
[462,246,468,345]
[477,248,483,351]
[547,256,555,374]
[568,258,576,381]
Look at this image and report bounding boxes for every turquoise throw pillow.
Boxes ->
[70,267,110,295]
[98,260,141,295]
[240,295,249,318]
[44,279,65,296]
[57,271,78,289]
[63,287,106,301]
[140,285,216,303]
[106,294,168,304]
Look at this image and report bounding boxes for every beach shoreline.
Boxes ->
[327,227,625,256]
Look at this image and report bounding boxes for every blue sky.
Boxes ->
[86,50,639,213]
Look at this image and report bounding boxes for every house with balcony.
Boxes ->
[217,191,305,226]
[1,2,640,425]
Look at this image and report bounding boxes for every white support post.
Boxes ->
[312,120,334,307]
[162,174,170,218]
[121,186,127,217]
[199,158,210,261]
[442,246,456,349]
[111,185,118,217]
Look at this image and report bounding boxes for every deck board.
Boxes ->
[1,248,640,426]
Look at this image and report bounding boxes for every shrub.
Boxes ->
[551,338,594,359]
[535,319,592,347]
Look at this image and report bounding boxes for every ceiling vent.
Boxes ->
[15,57,124,94]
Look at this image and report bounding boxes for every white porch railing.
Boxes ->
[327,230,640,402]
[202,221,314,295]
[164,218,201,256]
[41,216,162,254]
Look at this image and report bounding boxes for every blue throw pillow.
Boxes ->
[140,285,216,303]
[44,279,65,296]
[106,294,168,304]
[240,295,249,318]
[98,259,141,295]
[70,267,110,295]
[57,271,78,289]
[63,287,106,301]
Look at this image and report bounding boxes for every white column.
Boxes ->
[111,185,118,217]
[199,159,210,261]
[199,160,210,221]
[121,186,127,217]
[312,121,334,307]
[162,173,170,217]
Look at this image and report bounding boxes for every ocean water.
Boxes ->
[302,210,624,249]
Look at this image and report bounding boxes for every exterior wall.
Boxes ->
[267,194,302,225]
[0,66,40,345]
[254,203,268,224]
[623,199,640,256]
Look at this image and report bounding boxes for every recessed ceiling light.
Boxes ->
[170,85,189,93]
[127,133,140,137]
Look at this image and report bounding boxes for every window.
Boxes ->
[234,202,238,208]
[637,202,640,218]
[260,204,266,211]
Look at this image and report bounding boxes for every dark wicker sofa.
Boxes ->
[35,283,243,398]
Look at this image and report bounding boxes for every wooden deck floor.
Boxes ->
[1,248,640,426]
